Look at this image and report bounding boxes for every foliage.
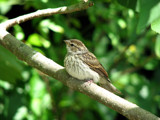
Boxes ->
[0,0,160,119]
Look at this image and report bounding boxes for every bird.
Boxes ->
[64,39,121,94]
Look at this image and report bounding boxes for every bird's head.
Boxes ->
[64,39,88,54]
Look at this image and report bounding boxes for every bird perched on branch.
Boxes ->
[64,39,121,95]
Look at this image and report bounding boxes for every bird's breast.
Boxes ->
[64,55,100,83]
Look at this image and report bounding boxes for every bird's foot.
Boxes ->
[85,79,93,85]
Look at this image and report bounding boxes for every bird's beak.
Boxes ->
[64,40,70,45]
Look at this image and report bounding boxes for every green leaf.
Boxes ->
[144,59,159,70]
[0,80,12,90]
[0,0,24,15]
[155,35,160,58]
[13,25,25,41]
[59,99,73,107]
[66,112,79,120]
[31,98,41,116]
[0,1,12,15]
[137,0,160,33]
[94,37,108,56]
[40,19,64,33]
[29,70,51,116]
[0,45,23,83]
[27,33,43,47]
[151,17,160,33]
[139,85,149,99]
[13,106,28,120]
[116,0,138,10]
[27,33,50,48]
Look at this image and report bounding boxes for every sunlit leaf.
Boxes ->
[137,0,160,33]
[29,69,51,117]
[27,33,50,48]
[13,106,28,120]
[118,19,126,29]
[27,33,43,47]
[139,85,149,99]
[40,19,64,33]
[0,80,12,90]
[151,17,160,34]
[14,25,25,41]
[155,35,160,58]
[0,0,24,14]
[31,98,41,116]
[109,33,119,47]
[0,1,12,15]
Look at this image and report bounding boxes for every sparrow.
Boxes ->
[64,39,121,94]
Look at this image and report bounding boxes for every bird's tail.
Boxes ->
[100,82,122,95]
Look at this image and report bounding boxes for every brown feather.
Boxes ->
[78,52,110,82]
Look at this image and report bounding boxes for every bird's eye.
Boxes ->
[70,43,74,46]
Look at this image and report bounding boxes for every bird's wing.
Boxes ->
[78,52,110,82]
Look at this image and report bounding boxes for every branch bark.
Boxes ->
[0,1,159,120]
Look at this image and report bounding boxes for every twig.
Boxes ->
[0,1,93,31]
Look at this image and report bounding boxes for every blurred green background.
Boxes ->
[0,0,160,120]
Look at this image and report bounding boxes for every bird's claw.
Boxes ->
[85,79,93,85]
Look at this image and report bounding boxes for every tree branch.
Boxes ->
[0,1,159,120]
[0,1,93,30]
